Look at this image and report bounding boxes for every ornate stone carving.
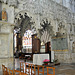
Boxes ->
[15,12,35,36]
[8,0,18,7]
[0,0,17,7]
[2,0,7,3]
[58,22,66,35]
[39,19,54,35]
[0,0,7,3]
[38,19,54,43]
[69,34,73,41]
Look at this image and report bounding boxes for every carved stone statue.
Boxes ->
[58,22,66,35]
[2,8,7,21]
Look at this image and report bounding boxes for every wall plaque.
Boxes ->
[51,37,68,51]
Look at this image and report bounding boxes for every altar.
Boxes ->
[33,54,49,65]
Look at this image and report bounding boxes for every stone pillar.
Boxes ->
[0,21,14,58]
[0,21,15,74]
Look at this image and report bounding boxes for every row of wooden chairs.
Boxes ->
[20,62,55,75]
[38,65,55,75]
[2,64,27,75]
[20,62,36,75]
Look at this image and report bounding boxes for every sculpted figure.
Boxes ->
[2,8,7,21]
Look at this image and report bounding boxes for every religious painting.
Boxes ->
[2,8,7,21]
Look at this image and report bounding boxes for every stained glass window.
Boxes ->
[23,30,33,48]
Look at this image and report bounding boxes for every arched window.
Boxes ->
[23,30,33,48]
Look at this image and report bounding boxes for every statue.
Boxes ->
[2,8,7,21]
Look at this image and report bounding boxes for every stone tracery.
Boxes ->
[38,19,54,43]
[14,12,36,36]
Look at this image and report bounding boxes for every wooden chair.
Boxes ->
[20,62,24,72]
[25,63,30,75]
[46,67,55,75]
[4,66,8,75]
[14,70,21,75]
[8,69,14,75]
[38,65,44,75]
[30,64,36,75]
[21,72,28,75]
[2,64,5,75]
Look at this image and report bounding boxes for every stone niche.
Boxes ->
[0,21,14,58]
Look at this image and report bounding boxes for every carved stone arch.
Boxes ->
[38,18,54,43]
[14,10,37,36]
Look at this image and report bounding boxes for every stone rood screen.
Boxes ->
[51,37,68,51]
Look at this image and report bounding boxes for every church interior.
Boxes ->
[0,0,75,75]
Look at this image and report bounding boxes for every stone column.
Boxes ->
[0,21,15,73]
[0,21,14,58]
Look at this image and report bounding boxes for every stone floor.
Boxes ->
[0,58,75,75]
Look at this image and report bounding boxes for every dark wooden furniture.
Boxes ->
[16,33,22,51]
[45,42,51,63]
[45,42,51,53]
[32,34,41,53]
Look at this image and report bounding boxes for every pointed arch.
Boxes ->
[14,10,37,36]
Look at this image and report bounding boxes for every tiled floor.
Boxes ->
[0,58,75,75]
